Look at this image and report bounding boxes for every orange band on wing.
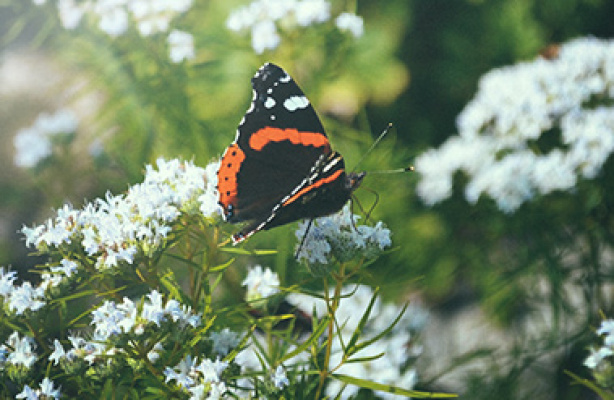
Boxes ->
[249,127,330,151]
[217,143,246,209]
[282,169,344,206]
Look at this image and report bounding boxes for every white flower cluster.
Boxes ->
[33,0,195,62]
[90,290,201,338]
[0,259,82,317]
[295,205,392,264]
[164,355,229,399]
[16,377,61,400]
[585,319,614,370]
[13,108,78,169]
[21,158,220,270]
[415,37,614,212]
[0,267,46,316]
[0,331,38,369]
[48,290,201,368]
[287,284,428,399]
[226,0,363,54]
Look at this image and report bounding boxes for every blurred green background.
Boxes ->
[1,0,614,399]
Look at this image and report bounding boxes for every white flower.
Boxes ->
[8,282,46,315]
[0,267,17,297]
[14,127,53,168]
[39,378,61,399]
[13,109,78,168]
[242,265,280,302]
[335,12,363,37]
[251,19,280,54]
[164,355,197,388]
[6,332,38,369]
[195,357,228,383]
[18,378,62,400]
[200,160,222,218]
[15,385,37,400]
[584,346,614,369]
[227,0,359,54]
[167,29,195,63]
[272,365,289,389]
[165,355,228,395]
[210,328,242,356]
[147,342,164,363]
[295,205,391,264]
[142,290,165,326]
[23,158,210,270]
[294,0,330,26]
[57,0,86,29]
[49,339,66,365]
[95,2,129,37]
[416,37,614,212]
[464,150,535,212]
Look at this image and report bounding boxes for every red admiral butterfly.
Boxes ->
[217,63,365,243]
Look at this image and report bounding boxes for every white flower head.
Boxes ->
[272,365,289,389]
[251,19,281,54]
[585,346,614,369]
[200,160,223,218]
[416,37,614,212]
[335,12,363,38]
[242,265,280,303]
[6,332,38,369]
[13,109,78,168]
[168,30,195,63]
[295,205,391,265]
[227,0,360,53]
[210,328,242,356]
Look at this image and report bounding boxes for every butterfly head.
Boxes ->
[346,171,366,192]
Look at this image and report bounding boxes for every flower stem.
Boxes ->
[315,263,346,399]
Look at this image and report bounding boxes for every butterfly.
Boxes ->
[217,63,365,244]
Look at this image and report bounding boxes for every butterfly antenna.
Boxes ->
[368,165,415,174]
[294,218,314,260]
[352,123,394,173]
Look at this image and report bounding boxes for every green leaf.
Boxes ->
[332,374,457,398]
[344,287,380,354]
[219,247,277,255]
[565,370,614,400]
[280,316,330,363]
[349,302,408,356]
[210,258,234,272]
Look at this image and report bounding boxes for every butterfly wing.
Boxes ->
[218,63,332,226]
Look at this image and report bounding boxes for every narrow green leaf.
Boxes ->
[345,288,380,353]
[219,247,277,255]
[350,302,408,355]
[280,316,330,363]
[332,374,457,398]
[565,370,614,400]
[210,258,234,272]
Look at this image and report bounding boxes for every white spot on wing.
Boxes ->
[280,73,291,83]
[284,96,310,112]
[265,97,276,109]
